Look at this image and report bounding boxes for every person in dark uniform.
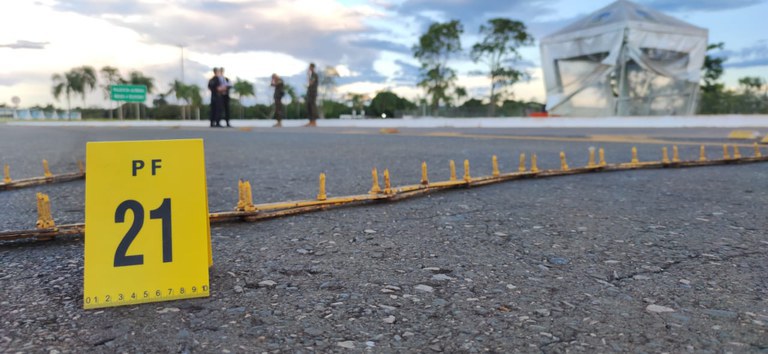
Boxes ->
[271,73,285,127]
[305,63,319,127]
[207,67,224,127]
[220,67,233,127]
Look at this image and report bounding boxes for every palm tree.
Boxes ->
[168,80,190,119]
[232,78,255,118]
[100,66,123,119]
[52,70,80,119]
[74,66,97,107]
[187,84,203,119]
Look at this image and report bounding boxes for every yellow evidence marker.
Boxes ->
[84,139,212,309]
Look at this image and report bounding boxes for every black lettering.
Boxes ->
[131,160,145,176]
[151,159,162,175]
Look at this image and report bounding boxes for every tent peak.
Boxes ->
[544,0,706,39]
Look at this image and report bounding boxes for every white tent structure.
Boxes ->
[540,0,708,116]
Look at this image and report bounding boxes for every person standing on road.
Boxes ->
[304,63,319,127]
[220,67,233,127]
[271,73,285,128]
[207,67,224,127]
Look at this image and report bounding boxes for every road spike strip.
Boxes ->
[42,159,52,178]
[463,160,471,182]
[421,162,429,185]
[755,143,762,158]
[7,153,768,242]
[733,145,741,159]
[383,169,392,195]
[518,153,526,172]
[599,148,606,166]
[78,160,85,174]
[492,156,500,177]
[672,145,680,162]
[587,148,596,167]
[35,193,55,229]
[560,152,569,171]
[317,173,327,201]
[723,144,730,159]
[449,160,457,181]
[631,147,639,165]
[369,168,381,195]
[662,147,670,164]
[3,164,10,183]
[700,145,707,161]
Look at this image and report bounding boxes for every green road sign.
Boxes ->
[110,85,147,102]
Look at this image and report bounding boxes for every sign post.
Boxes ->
[83,139,212,309]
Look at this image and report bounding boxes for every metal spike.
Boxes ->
[317,173,327,201]
[560,152,569,171]
[699,145,707,161]
[236,179,246,211]
[754,142,762,158]
[463,160,471,182]
[631,147,639,165]
[383,169,393,194]
[662,147,670,164]
[722,144,730,159]
[78,160,85,174]
[587,147,596,167]
[42,159,52,178]
[421,162,429,185]
[733,145,741,159]
[672,145,680,162]
[518,153,526,172]
[35,193,55,229]
[492,156,500,177]
[243,181,256,212]
[369,168,381,194]
[3,164,10,183]
[599,148,606,166]
[531,153,539,173]
[449,160,457,181]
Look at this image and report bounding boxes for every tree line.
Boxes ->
[699,43,768,114]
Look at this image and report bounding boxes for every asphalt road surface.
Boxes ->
[1,124,767,353]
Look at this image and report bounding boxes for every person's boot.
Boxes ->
[273,120,282,127]
[226,120,232,127]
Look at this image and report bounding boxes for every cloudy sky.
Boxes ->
[1,0,767,108]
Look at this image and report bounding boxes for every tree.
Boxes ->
[51,71,78,118]
[367,91,417,118]
[346,93,367,116]
[701,42,726,93]
[698,43,728,114]
[319,66,340,118]
[470,18,533,116]
[413,20,463,111]
[100,66,123,119]
[738,76,765,95]
[233,78,255,118]
[167,80,202,119]
[74,66,97,107]
[126,71,155,93]
[453,86,468,106]
[52,66,97,119]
